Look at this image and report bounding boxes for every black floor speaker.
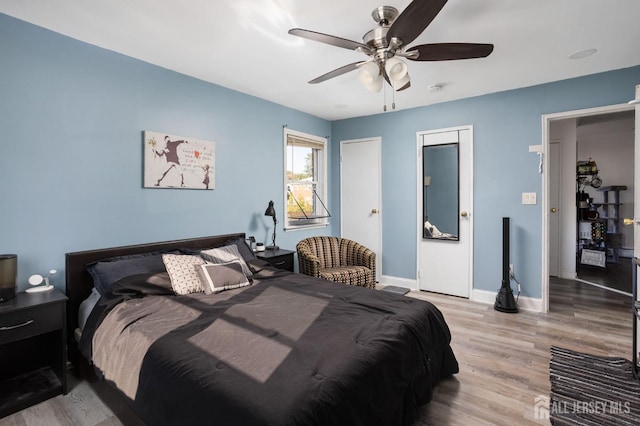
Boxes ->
[494,217,518,313]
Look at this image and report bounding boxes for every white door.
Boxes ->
[417,127,473,297]
[549,141,561,276]
[340,138,382,282]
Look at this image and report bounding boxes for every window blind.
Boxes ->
[287,134,324,149]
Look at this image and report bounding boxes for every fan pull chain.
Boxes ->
[392,87,396,110]
[383,83,387,112]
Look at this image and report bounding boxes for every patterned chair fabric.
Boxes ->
[296,236,376,288]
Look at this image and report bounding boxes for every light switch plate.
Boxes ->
[522,192,537,205]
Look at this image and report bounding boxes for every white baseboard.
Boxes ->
[380,275,543,312]
[472,289,543,312]
[560,269,577,280]
[379,275,417,291]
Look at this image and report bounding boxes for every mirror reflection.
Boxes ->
[423,143,459,240]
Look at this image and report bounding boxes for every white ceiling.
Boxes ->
[1,0,639,121]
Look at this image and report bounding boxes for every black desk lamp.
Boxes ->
[264,200,279,250]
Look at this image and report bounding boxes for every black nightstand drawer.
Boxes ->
[0,303,63,345]
[268,255,294,271]
[256,249,295,272]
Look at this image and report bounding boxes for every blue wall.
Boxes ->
[332,66,640,298]
[0,14,332,291]
[2,13,639,299]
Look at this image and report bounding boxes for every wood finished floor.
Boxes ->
[577,257,633,294]
[0,278,633,426]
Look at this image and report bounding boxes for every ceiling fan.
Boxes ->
[288,0,494,93]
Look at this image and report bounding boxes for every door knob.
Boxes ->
[460,211,468,217]
[623,218,639,225]
[371,209,378,214]
[551,208,558,213]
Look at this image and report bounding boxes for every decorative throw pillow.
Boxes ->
[223,237,256,261]
[195,261,250,294]
[87,250,179,295]
[162,254,206,295]
[200,245,253,278]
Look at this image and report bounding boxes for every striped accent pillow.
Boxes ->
[195,261,250,294]
[201,245,253,278]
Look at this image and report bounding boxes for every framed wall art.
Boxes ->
[144,131,215,190]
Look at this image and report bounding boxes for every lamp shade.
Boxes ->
[265,200,276,217]
[0,254,17,302]
[392,73,410,91]
[264,201,279,250]
[364,74,383,92]
[385,57,408,81]
[358,62,383,92]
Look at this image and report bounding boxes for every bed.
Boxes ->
[65,233,458,426]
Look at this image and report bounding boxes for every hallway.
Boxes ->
[577,257,633,294]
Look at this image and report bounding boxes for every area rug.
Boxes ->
[549,346,640,425]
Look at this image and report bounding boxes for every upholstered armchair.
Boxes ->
[296,236,376,289]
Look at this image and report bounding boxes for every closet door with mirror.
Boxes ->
[417,126,473,297]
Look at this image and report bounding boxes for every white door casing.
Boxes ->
[634,84,640,262]
[633,84,639,355]
[549,141,561,277]
[542,102,635,313]
[417,126,473,298]
[340,138,382,282]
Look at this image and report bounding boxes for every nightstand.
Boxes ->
[0,289,68,419]
[256,249,295,272]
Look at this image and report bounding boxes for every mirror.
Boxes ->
[422,143,459,240]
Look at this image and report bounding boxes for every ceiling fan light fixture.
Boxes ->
[391,73,410,91]
[385,57,408,81]
[358,62,382,91]
[364,74,383,92]
[289,2,494,97]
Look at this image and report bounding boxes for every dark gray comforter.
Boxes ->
[80,262,458,426]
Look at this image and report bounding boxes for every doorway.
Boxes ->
[543,104,636,312]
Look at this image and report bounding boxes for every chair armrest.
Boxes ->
[296,243,321,277]
[344,240,376,280]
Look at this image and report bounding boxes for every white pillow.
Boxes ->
[162,254,206,295]
[195,261,250,294]
[200,245,253,278]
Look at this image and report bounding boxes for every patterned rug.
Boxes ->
[549,346,640,425]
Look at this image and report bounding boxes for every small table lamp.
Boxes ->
[264,200,279,250]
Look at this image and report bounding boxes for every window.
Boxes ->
[284,128,330,230]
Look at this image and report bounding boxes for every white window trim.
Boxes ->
[283,128,329,231]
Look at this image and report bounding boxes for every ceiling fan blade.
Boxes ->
[406,43,494,61]
[398,81,411,91]
[289,28,372,53]
[387,0,448,46]
[308,62,364,84]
